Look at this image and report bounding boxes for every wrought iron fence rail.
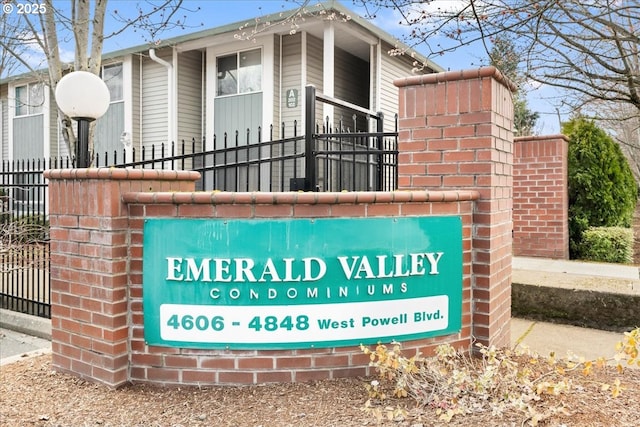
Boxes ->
[1,89,399,320]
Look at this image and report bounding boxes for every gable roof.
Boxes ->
[101,1,442,70]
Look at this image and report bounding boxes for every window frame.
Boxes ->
[215,48,262,98]
[101,62,124,103]
[14,82,44,117]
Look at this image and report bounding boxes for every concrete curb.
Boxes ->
[512,257,640,332]
[0,308,51,340]
[511,282,640,332]
[0,344,51,367]
[513,257,639,281]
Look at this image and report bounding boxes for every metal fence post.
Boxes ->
[305,85,316,191]
[376,111,384,191]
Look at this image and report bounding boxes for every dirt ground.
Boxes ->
[0,352,639,426]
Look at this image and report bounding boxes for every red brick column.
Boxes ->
[513,135,569,259]
[44,169,200,388]
[395,66,515,348]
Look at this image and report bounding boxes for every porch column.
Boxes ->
[322,21,335,123]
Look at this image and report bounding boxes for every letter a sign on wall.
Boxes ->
[143,217,463,349]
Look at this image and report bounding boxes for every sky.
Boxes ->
[10,0,564,133]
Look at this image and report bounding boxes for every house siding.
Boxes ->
[334,46,369,131]
[379,41,415,133]
[95,101,125,160]
[93,59,127,160]
[177,50,203,151]
[281,33,302,136]
[306,34,324,126]
[13,115,44,160]
[1,7,436,165]
[48,86,66,158]
[213,93,263,147]
[1,84,7,161]
[272,34,281,140]
[141,48,170,148]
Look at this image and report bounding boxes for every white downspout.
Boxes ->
[149,48,174,143]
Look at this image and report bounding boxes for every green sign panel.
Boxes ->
[143,217,462,349]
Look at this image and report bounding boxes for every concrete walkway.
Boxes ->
[513,256,639,282]
[0,257,636,366]
[0,326,51,366]
[512,257,635,362]
[511,318,626,361]
[0,309,51,366]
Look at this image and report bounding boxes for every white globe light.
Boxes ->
[54,71,111,120]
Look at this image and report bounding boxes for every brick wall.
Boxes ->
[45,169,199,387]
[394,67,515,348]
[44,167,477,387]
[125,189,476,386]
[513,135,569,259]
[44,66,518,387]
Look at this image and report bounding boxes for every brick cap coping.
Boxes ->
[394,66,517,92]
[515,134,569,143]
[122,190,481,205]
[44,168,201,181]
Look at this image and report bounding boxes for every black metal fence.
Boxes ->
[0,86,398,319]
[0,162,50,318]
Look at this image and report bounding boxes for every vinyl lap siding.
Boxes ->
[49,86,67,158]
[276,33,305,190]
[334,46,369,131]
[1,85,7,160]
[281,33,302,134]
[272,34,281,139]
[306,34,324,125]
[95,101,125,159]
[142,50,169,148]
[177,50,203,151]
[334,47,368,107]
[379,42,417,133]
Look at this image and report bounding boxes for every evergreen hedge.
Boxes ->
[562,118,637,260]
[577,227,633,264]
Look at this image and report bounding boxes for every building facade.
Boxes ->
[0,1,441,164]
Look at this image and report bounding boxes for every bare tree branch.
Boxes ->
[2,0,201,165]
[353,0,640,120]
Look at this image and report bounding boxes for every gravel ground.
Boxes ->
[1,353,639,426]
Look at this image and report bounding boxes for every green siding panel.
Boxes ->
[13,115,44,160]
[213,92,262,147]
[95,101,125,160]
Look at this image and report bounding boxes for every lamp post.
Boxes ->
[54,71,110,168]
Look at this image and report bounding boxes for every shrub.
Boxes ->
[0,187,9,224]
[1,215,49,244]
[362,328,640,424]
[576,227,633,264]
[563,118,637,258]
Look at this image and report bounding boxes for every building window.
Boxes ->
[15,82,44,116]
[102,63,123,102]
[216,48,262,96]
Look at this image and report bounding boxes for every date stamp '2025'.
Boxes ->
[3,1,47,15]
